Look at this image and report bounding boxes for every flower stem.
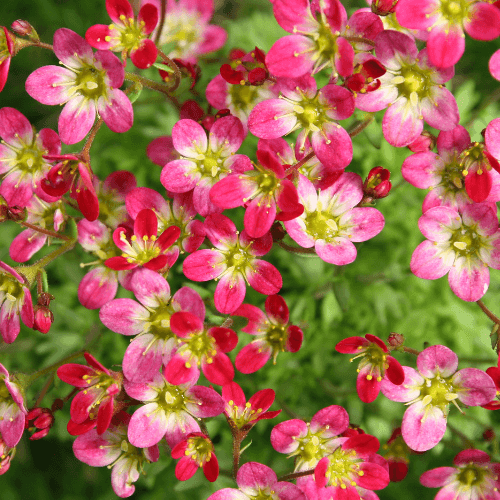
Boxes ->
[124,71,181,109]
[232,433,243,481]
[81,118,103,163]
[33,373,55,408]
[278,468,315,482]
[277,240,317,255]
[284,151,316,176]
[157,49,182,91]
[342,36,375,47]
[348,115,374,137]
[477,299,500,325]
[19,221,70,241]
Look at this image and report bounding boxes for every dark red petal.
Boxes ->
[343,433,380,455]
[286,325,303,353]
[156,225,181,251]
[265,294,289,323]
[175,457,198,481]
[363,58,386,79]
[465,169,492,202]
[138,2,158,34]
[336,336,369,353]
[134,208,158,239]
[203,454,219,482]
[131,39,158,69]
[171,440,188,459]
[170,311,204,337]
[143,254,169,270]
[220,64,244,85]
[210,327,238,352]
[84,353,109,374]
[96,397,113,434]
[386,356,405,385]
[105,256,137,270]
[248,388,275,413]
[389,460,408,482]
[364,334,388,351]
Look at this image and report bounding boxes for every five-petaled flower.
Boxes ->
[381,345,496,451]
[336,333,404,403]
[25,28,133,145]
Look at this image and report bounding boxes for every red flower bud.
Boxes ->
[33,292,55,334]
[483,428,495,441]
[363,167,392,199]
[371,0,398,16]
[0,195,28,222]
[25,407,55,440]
[387,332,405,347]
[11,20,37,38]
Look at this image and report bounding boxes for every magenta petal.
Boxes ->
[123,336,163,383]
[452,368,497,406]
[375,30,418,70]
[183,249,225,281]
[98,89,133,133]
[486,118,500,160]
[464,2,500,41]
[427,24,465,68]
[382,98,423,147]
[99,298,148,335]
[310,405,349,436]
[172,119,207,157]
[235,342,271,374]
[356,462,390,490]
[266,35,315,78]
[236,462,278,490]
[489,49,500,81]
[214,272,246,314]
[209,115,245,154]
[244,197,276,238]
[418,206,458,242]
[128,403,167,447]
[58,96,96,145]
[25,66,75,105]
[202,352,234,385]
[421,87,459,131]
[9,230,46,262]
[381,366,423,402]
[339,207,384,242]
[54,28,94,66]
[165,355,199,385]
[335,37,354,78]
[420,467,456,487]
[402,401,447,452]
[311,125,352,170]
[73,429,121,466]
[0,108,33,144]
[246,260,282,295]
[316,238,357,265]
[410,240,455,280]
[248,100,297,139]
[417,345,458,378]
[0,304,20,344]
[401,152,442,189]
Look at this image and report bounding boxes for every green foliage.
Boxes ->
[1,0,500,499]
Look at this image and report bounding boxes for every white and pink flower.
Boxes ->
[25,28,133,145]
[284,173,385,265]
[381,345,496,451]
[410,204,500,302]
[0,362,27,447]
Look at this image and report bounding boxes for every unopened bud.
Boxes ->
[407,131,436,153]
[270,221,286,242]
[363,167,392,199]
[25,407,55,440]
[483,428,495,441]
[33,292,55,334]
[371,0,398,15]
[387,332,405,347]
[0,195,28,222]
[11,20,39,40]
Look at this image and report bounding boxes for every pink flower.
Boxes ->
[209,146,303,238]
[402,125,500,209]
[0,362,27,447]
[207,461,307,500]
[335,334,404,403]
[248,78,355,169]
[0,433,14,475]
[222,381,281,432]
[0,107,61,207]
[266,0,382,78]
[171,432,218,482]
[396,0,500,67]
[0,261,34,344]
[86,0,158,69]
[124,371,224,448]
[381,345,497,451]
[234,294,303,374]
[314,434,390,498]
[105,208,180,271]
[0,27,14,93]
[420,449,500,499]
[25,28,133,145]
[355,30,459,147]
[183,214,282,314]
[410,204,500,302]
[165,311,237,385]
[73,411,159,498]
[271,405,350,472]
[160,116,252,216]
[99,267,205,383]
[284,173,385,265]
[57,353,123,435]
[141,0,227,63]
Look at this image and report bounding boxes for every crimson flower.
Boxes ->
[336,334,404,403]
[86,0,158,69]
[171,432,218,482]
[0,27,14,93]
[57,352,123,435]
[105,208,180,271]
[234,294,303,374]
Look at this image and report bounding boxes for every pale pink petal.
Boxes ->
[172,119,207,157]
[25,66,75,105]
[382,97,423,147]
[402,401,447,452]
[401,152,442,189]
[160,159,199,192]
[209,115,245,154]
[73,429,121,466]
[9,230,46,262]
[375,30,418,71]
[418,206,458,242]
[78,267,118,309]
[417,345,458,378]
[381,366,424,402]
[448,256,489,302]
[97,89,133,133]
[410,240,455,279]
[58,96,96,145]
[338,207,384,242]
[437,125,470,156]
[452,367,497,405]
[130,267,170,308]
[53,28,93,67]
[123,335,163,382]
[421,87,459,131]
[315,238,357,265]
[128,403,167,447]
[427,24,465,68]
[99,298,149,335]
[248,100,297,139]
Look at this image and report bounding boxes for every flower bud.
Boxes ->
[387,332,405,347]
[363,167,392,199]
[0,195,28,223]
[25,407,55,440]
[371,0,398,16]
[407,131,436,153]
[483,428,495,441]
[270,221,286,242]
[33,292,55,334]
[11,20,38,40]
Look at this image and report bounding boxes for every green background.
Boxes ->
[1,0,500,498]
